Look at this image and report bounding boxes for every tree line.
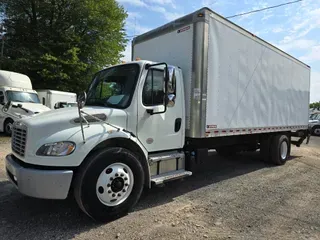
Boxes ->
[0,0,127,93]
[310,102,320,109]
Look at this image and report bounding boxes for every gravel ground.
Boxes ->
[0,134,319,240]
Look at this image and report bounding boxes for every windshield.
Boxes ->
[310,113,320,120]
[86,64,140,109]
[6,91,40,103]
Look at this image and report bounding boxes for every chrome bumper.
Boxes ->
[5,154,73,199]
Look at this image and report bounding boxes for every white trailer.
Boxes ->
[5,8,310,222]
[0,70,50,135]
[37,89,77,109]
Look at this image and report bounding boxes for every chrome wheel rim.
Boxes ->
[96,162,134,207]
[280,141,288,160]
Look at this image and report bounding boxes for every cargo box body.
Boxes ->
[133,8,310,138]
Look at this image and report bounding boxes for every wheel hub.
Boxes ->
[111,177,124,193]
[96,162,134,207]
[280,141,288,160]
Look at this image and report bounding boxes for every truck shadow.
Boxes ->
[136,151,274,210]
[0,151,296,239]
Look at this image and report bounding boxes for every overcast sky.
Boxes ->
[118,0,320,103]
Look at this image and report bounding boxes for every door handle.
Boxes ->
[175,118,182,132]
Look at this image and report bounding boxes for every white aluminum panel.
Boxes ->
[206,16,310,131]
[133,25,194,129]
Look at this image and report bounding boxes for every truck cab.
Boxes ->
[0,70,51,135]
[309,112,320,136]
[5,61,187,221]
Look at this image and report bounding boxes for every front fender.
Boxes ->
[24,124,132,167]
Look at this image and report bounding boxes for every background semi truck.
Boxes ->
[37,89,77,109]
[0,70,50,135]
[5,7,310,222]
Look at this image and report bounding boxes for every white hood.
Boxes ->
[21,106,128,141]
[12,102,51,114]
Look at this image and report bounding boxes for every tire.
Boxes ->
[4,118,14,136]
[270,135,290,165]
[74,147,145,222]
[312,126,320,136]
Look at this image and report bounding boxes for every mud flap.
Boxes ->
[291,129,311,147]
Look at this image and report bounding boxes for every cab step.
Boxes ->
[151,170,192,185]
[148,151,184,163]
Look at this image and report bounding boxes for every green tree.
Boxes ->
[0,0,127,92]
[310,102,320,109]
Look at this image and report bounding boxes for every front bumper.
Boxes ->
[5,154,73,199]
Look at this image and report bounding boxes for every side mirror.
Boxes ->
[167,66,176,107]
[2,101,11,112]
[167,66,176,94]
[77,91,87,109]
[167,94,176,107]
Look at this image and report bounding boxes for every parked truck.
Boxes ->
[0,70,50,135]
[5,8,310,222]
[37,89,77,109]
[309,111,320,136]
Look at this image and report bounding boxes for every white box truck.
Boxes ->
[37,89,77,109]
[5,8,310,221]
[0,70,50,135]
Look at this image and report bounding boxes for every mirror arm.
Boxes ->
[145,62,167,70]
[146,109,154,115]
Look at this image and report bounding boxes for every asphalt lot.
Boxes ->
[0,135,319,240]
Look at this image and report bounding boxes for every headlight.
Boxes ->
[36,142,76,156]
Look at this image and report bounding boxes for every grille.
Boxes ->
[12,122,27,157]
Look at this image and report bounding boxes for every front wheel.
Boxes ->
[312,126,320,136]
[74,147,145,222]
[4,119,14,136]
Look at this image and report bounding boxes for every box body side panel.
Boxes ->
[206,15,310,134]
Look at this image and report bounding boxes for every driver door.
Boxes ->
[137,66,184,152]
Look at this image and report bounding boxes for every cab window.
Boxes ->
[142,69,164,106]
[0,91,4,104]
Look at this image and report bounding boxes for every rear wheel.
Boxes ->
[270,135,290,165]
[4,119,14,136]
[74,147,144,222]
